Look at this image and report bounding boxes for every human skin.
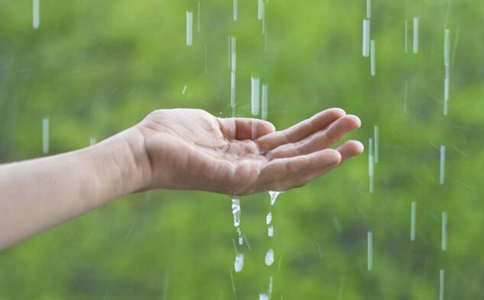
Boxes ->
[0,108,363,249]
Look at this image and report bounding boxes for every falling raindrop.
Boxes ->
[265,248,274,266]
[33,0,40,29]
[234,253,244,273]
[413,17,419,54]
[362,19,371,57]
[42,118,49,155]
[367,231,373,271]
[186,11,193,47]
[410,201,416,241]
[442,212,448,251]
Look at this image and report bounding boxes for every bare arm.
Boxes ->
[0,108,363,249]
[0,129,148,249]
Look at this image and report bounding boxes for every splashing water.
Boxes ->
[232,197,241,227]
[231,196,245,273]
[269,191,281,206]
[259,191,282,297]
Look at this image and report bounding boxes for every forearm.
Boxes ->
[0,128,149,249]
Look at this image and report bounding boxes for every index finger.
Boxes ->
[257,148,343,192]
[256,108,346,152]
[217,118,276,140]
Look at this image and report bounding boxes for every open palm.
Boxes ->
[136,108,363,195]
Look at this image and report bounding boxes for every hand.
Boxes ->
[133,108,363,195]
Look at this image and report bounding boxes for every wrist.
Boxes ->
[87,128,152,198]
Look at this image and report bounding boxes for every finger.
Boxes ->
[271,166,331,191]
[257,108,346,151]
[258,149,342,191]
[267,115,361,159]
[336,140,365,163]
[266,140,364,191]
[217,118,276,140]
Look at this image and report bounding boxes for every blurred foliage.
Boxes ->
[1,0,484,299]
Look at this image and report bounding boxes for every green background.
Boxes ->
[1,0,483,299]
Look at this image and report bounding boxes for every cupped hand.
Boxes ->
[134,108,363,195]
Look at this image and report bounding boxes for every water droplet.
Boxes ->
[265,248,274,266]
[268,225,274,237]
[259,294,269,300]
[234,253,244,273]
